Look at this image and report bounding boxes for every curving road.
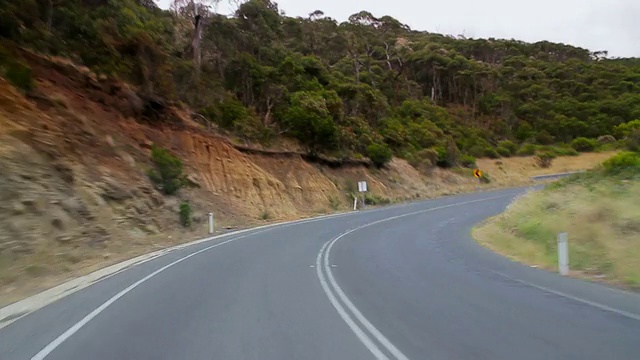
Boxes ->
[1,187,640,360]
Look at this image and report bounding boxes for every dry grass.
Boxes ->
[476,152,618,185]
[473,173,640,289]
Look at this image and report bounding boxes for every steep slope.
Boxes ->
[0,52,486,306]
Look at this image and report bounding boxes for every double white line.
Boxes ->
[314,195,512,360]
[316,231,410,360]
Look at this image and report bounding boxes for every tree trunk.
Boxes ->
[192,14,203,76]
[47,0,53,31]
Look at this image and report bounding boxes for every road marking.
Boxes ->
[492,271,640,322]
[316,195,512,360]
[316,242,391,360]
[30,211,361,360]
[30,192,517,359]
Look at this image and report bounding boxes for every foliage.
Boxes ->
[148,144,186,195]
[328,196,341,210]
[364,193,391,206]
[497,140,518,156]
[602,152,640,175]
[570,137,598,152]
[179,201,192,227]
[516,143,538,156]
[613,120,640,139]
[627,129,640,152]
[459,154,476,168]
[534,152,556,168]
[366,143,393,167]
[3,0,640,165]
[0,46,34,91]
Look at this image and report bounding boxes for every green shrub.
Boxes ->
[366,143,393,168]
[571,137,598,152]
[479,171,491,184]
[551,146,579,157]
[496,146,512,157]
[613,120,640,139]
[498,140,518,156]
[534,152,556,168]
[602,152,640,175]
[468,145,485,158]
[535,130,554,145]
[435,138,460,168]
[0,46,34,92]
[364,193,391,206]
[179,201,192,227]
[5,62,34,92]
[259,210,271,220]
[626,129,640,152]
[328,196,341,210]
[484,147,500,159]
[148,145,186,195]
[459,154,476,168]
[516,143,537,156]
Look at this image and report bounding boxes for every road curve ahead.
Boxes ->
[2,187,640,360]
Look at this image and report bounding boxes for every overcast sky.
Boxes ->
[156,0,639,58]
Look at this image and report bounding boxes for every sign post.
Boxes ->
[357,181,368,209]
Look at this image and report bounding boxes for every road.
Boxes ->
[1,187,639,360]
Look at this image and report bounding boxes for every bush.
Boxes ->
[459,154,476,168]
[479,171,491,184]
[602,152,640,175]
[179,201,192,227]
[571,137,598,152]
[4,62,34,92]
[364,193,391,206]
[328,196,341,210]
[498,140,518,156]
[516,143,537,156]
[551,146,579,157]
[484,147,500,159]
[435,138,460,168]
[626,129,640,152]
[366,143,393,168]
[534,152,556,168]
[148,145,186,195]
[496,146,511,157]
[535,130,554,145]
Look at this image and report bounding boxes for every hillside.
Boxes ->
[2,0,640,165]
[0,0,637,305]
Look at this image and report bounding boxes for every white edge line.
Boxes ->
[315,241,390,360]
[492,271,640,322]
[27,192,514,359]
[31,235,243,360]
[0,211,358,328]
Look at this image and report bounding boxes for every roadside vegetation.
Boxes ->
[473,151,640,289]
[2,0,640,171]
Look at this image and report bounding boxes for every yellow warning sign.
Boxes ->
[474,169,482,178]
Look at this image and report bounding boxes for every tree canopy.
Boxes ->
[2,0,639,166]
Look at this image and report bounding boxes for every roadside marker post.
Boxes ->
[208,213,215,234]
[357,181,368,209]
[557,232,569,275]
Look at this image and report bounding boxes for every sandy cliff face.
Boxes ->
[0,53,484,305]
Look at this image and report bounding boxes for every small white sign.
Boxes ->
[357,181,368,192]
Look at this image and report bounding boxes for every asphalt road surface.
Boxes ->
[1,187,639,360]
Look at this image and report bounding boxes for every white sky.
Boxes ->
[156,0,640,58]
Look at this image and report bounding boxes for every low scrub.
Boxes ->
[148,145,186,195]
[473,164,640,289]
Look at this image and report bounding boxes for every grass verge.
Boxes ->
[472,158,640,290]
